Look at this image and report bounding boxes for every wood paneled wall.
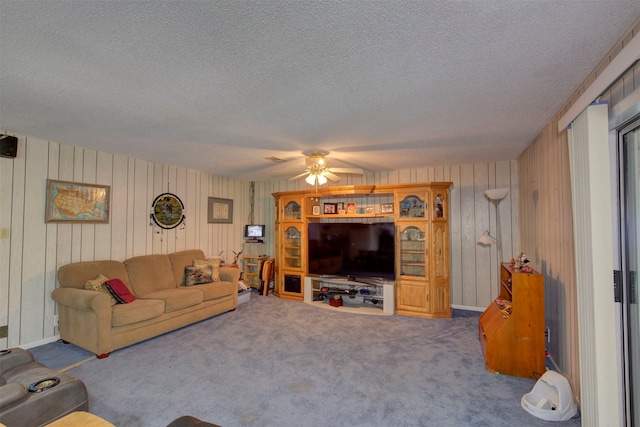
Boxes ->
[519,117,579,398]
[518,17,640,405]
[0,134,253,349]
[1,131,518,349]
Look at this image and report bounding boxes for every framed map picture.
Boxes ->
[45,179,110,223]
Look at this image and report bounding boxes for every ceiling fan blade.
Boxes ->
[289,171,310,181]
[324,171,342,181]
[327,167,364,175]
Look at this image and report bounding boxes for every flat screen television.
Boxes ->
[244,224,265,240]
[307,222,395,280]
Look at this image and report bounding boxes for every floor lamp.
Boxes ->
[478,188,509,294]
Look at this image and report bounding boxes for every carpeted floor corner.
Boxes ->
[30,294,580,426]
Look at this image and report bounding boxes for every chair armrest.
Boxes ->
[0,349,35,374]
[0,383,28,411]
[219,267,240,284]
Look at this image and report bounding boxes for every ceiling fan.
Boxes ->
[289,152,364,185]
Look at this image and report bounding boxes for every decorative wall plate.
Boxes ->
[150,193,185,229]
[286,226,300,240]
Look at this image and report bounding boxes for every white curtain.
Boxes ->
[567,102,620,426]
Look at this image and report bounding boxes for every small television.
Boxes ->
[307,222,395,280]
[244,224,265,241]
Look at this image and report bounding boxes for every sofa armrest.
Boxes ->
[52,288,113,312]
[219,267,240,285]
[0,383,28,411]
[51,288,113,356]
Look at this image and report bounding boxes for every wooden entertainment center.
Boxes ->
[272,182,452,318]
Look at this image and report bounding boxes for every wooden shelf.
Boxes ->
[308,213,394,220]
[500,279,513,296]
[303,276,395,315]
[243,255,268,289]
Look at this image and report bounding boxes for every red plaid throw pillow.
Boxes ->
[104,279,136,304]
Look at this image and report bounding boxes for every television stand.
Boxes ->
[303,276,395,315]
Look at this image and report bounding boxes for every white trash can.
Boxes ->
[521,370,578,421]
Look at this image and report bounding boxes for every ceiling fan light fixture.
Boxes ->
[305,174,317,185]
[305,153,327,171]
[317,173,328,185]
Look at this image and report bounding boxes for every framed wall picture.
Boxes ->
[45,179,110,223]
[312,205,321,215]
[346,202,356,214]
[323,203,337,214]
[208,197,233,223]
[380,203,394,214]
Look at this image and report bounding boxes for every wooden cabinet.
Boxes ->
[274,195,305,300]
[394,184,451,318]
[478,263,545,378]
[396,223,429,315]
[273,183,451,316]
[396,279,429,314]
[430,221,450,316]
[279,223,304,299]
[397,224,428,279]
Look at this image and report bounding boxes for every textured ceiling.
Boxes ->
[2,1,640,181]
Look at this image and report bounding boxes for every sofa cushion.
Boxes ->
[187,281,236,301]
[111,299,165,327]
[168,250,206,286]
[184,265,213,286]
[84,274,117,305]
[193,259,220,282]
[124,255,176,297]
[140,288,203,313]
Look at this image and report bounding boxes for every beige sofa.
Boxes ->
[52,250,239,358]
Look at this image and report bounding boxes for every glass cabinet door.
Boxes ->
[397,194,426,219]
[432,190,448,221]
[283,225,302,269]
[397,224,428,279]
[283,201,301,221]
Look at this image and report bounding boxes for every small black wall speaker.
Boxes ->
[0,135,18,158]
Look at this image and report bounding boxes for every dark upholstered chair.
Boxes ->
[0,348,89,427]
[166,415,221,427]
